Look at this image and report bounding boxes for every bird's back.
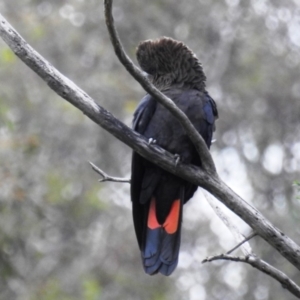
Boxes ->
[139,88,215,163]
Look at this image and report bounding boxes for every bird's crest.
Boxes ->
[136,37,206,91]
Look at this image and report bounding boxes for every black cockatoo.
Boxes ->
[131,37,218,276]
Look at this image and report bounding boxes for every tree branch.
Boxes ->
[89,162,130,183]
[226,232,257,255]
[203,190,254,256]
[203,254,300,299]
[104,0,216,175]
[102,0,300,272]
[1,6,300,280]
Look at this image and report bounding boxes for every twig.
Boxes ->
[226,232,257,255]
[202,254,300,299]
[203,190,253,255]
[89,161,130,183]
[103,0,216,175]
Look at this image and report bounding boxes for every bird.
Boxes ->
[131,37,218,276]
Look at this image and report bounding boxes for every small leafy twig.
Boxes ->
[89,161,130,183]
[202,254,300,298]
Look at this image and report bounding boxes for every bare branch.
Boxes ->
[226,232,257,255]
[0,14,208,185]
[103,0,216,175]
[203,254,300,299]
[89,161,130,183]
[203,190,254,256]
[102,3,300,272]
[1,11,300,273]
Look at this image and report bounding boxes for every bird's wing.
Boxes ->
[132,94,157,133]
[131,95,157,249]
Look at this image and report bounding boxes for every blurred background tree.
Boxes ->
[0,0,300,299]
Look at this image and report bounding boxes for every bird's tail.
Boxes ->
[142,191,184,276]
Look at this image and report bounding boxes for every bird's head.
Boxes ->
[136,37,206,91]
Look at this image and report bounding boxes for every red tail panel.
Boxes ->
[148,198,181,234]
[163,199,180,234]
[147,197,160,230]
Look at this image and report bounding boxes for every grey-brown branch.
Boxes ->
[226,232,257,255]
[203,254,300,298]
[104,0,216,175]
[89,162,130,183]
[1,6,300,295]
[102,0,300,271]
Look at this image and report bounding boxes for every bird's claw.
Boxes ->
[148,138,157,145]
[174,154,180,166]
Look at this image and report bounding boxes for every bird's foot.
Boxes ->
[148,138,157,145]
[174,154,180,166]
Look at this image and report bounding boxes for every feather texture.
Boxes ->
[131,37,218,275]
